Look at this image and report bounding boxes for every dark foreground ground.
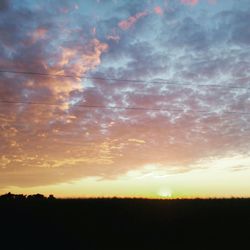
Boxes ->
[1,198,250,250]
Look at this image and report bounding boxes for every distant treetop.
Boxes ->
[0,192,56,200]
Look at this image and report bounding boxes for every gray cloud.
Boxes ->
[0,0,10,12]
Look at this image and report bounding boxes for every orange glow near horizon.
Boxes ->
[3,155,250,199]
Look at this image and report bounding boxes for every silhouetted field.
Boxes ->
[1,197,250,249]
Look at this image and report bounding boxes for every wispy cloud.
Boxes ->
[180,0,199,5]
[118,11,148,30]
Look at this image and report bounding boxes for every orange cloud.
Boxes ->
[0,37,109,143]
[154,6,164,15]
[118,11,148,30]
[47,38,108,98]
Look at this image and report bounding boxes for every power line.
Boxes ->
[0,69,249,90]
[1,100,250,115]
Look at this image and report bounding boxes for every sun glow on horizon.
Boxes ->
[3,154,250,199]
[158,188,172,198]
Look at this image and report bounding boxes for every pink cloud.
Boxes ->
[118,11,148,30]
[106,35,120,42]
[59,7,70,14]
[181,0,199,5]
[181,0,217,6]
[154,6,164,16]
[30,27,48,44]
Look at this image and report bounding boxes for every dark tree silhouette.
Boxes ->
[0,192,26,200]
[0,192,57,200]
[48,194,56,200]
[27,193,46,200]
[0,192,14,200]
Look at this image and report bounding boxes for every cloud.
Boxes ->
[180,0,218,6]
[106,34,120,42]
[208,0,217,4]
[180,0,199,5]
[118,11,148,30]
[128,139,146,144]
[0,0,9,11]
[0,0,250,188]
[29,27,48,45]
[154,6,164,15]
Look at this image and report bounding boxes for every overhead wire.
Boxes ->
[0,100,250,115]
[0,69,249,116]
[0,69,250,90]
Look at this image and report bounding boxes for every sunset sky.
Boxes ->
[0,0,250,198]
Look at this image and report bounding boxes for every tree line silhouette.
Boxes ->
[0,193,250,249]
[0,192,55,201]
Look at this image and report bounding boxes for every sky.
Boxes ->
[0,0,250,198]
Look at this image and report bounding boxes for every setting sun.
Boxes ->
[158,188,172,198]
